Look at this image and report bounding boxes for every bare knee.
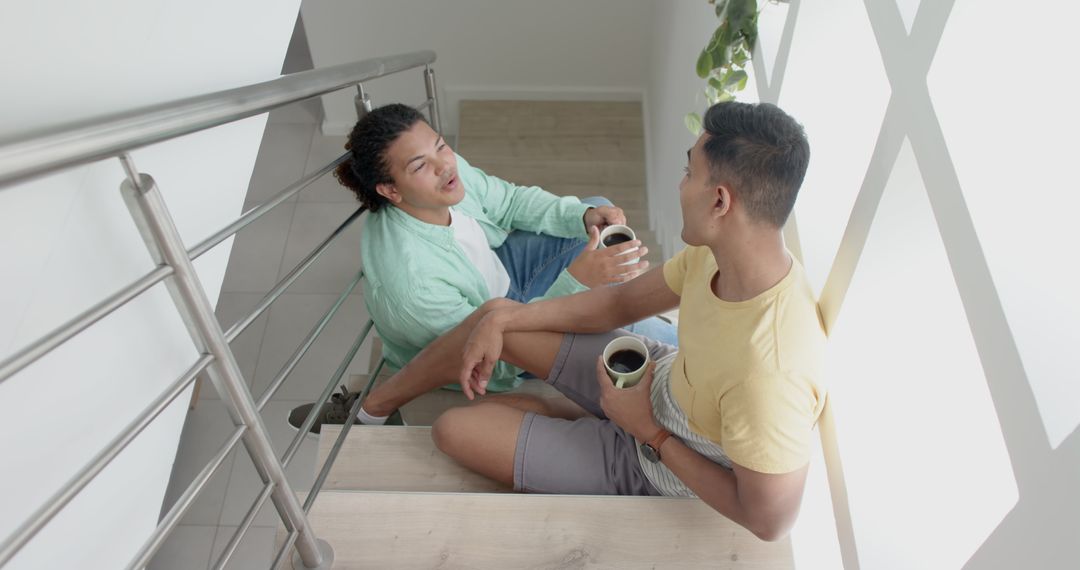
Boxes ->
[431,406,469,455]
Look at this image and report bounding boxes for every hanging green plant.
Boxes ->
[685,0,770,135]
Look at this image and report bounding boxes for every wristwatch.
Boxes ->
[641,429,674,463]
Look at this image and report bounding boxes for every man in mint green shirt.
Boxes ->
[289,104,674,431]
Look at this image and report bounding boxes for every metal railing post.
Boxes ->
[423,65,443,134]
[116,156,333,569]
[354,83,373,119]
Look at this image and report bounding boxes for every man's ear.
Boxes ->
[375,182,402,204]
[714,184,732,218]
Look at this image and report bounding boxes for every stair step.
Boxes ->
[317,425,510,492]
[456,135,645,162]
[471,158,645,188]
[541,186,648,209]
[300,490,793,569]
[460,111,643,138]
[460,100,643,119]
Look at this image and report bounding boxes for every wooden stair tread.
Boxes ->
[456,135,645,162]
[470,159,646,188]
[317,425,510,492]
[302,490,793,569]
[460,100,643,118]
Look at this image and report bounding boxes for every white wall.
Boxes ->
[643,0,1080,568]
[0,1,301,568]
[300,0,653,136]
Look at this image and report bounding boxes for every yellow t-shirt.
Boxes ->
[663,245,827,474]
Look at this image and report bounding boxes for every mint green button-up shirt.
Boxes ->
[360,154,591,391]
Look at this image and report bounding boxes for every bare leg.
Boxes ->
[431,403,525,485]
[480,393,589,421]
[362,303,565,417]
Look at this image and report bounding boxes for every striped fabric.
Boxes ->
[637,353,733,496]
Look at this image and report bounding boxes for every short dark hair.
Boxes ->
[701,101,809,227]
[334,103,429,212]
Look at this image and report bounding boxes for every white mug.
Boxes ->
[602,336,650,389]
[598,224,639,266]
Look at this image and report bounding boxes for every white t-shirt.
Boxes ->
[449,208,511,299]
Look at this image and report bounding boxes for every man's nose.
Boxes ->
[433,155,448,176]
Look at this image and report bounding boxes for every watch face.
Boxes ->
[641,443,660,463]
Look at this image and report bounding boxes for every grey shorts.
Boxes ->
[512,329,678,495]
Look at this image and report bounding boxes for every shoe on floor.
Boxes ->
[287,386,404,434]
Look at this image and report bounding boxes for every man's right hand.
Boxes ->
[567,226,650,288]
[459,314,505,400]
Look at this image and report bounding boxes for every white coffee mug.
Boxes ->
[602,336,650,389]
[599,224,639,266]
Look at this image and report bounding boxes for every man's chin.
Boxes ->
[443,187,466,206]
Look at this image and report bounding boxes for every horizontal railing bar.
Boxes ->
[0,264,173,385]
[0,353,214,566]
[222,207,364,343]
[0,51,436,188]
[125,424,247,570]
[280,319,371,468]
[188,152,350,260]
[255,271,367,411]
[211,481,276,570]
[272,358,387,570]
[305,359,386,511]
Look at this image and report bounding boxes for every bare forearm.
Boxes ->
[659,439,800,541]
[491,287,626,335]
[657,439,755,531]
[491,266,679,335]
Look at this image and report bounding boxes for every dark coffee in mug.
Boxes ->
[602,232,633,247]
[607,349,646,374]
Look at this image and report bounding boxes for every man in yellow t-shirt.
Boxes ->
[369,101,824,541]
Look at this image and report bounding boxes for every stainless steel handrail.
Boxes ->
[188,152,349,260]
[223,206,365,344]
[216,352,383,570]
[212,482,277,570]
[0,50,444,570]
[280,318,373,467]
[306,359,387,508]
[255,274,368,409]
[272,359,387,570]
[0,354,213,565]
[0,264,173,384]
[0,51,436,188]
[125,425,248,570]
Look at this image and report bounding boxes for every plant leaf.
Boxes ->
[714,0,730,18]
[724,0,754,31]
[685,112,703,136]
[722,70,748,90]
[696,49,713,79]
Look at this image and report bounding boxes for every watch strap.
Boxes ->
[647,429,673,458]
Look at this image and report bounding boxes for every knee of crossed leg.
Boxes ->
[430,407,469,455]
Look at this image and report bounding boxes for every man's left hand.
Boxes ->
[594,357,661,441]
[583,205,626,232]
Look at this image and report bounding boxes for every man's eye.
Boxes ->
[413,163,425,173]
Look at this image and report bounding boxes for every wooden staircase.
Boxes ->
[280,103,783,567]
[455,100,662,266]
[294,425,794,569]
